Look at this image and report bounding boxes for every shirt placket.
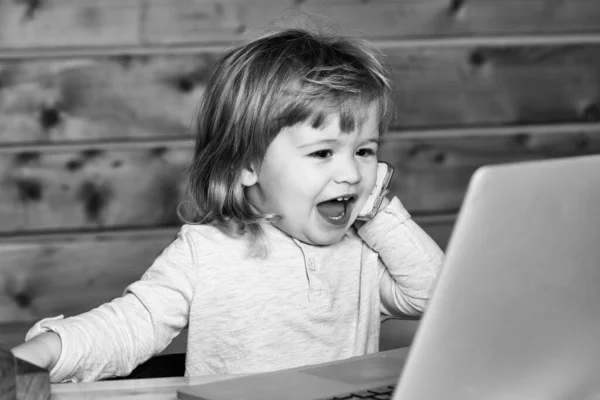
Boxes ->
[292,239,322,303]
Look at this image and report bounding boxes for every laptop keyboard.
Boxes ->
[321,384,396,399]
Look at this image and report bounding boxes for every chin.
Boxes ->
[304,231,347,246]
[278,221,351,246]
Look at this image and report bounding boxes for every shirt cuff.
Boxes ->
[25,316,79,383]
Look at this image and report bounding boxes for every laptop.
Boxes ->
[178,154,600,400]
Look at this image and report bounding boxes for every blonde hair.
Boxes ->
[181,28,394,239]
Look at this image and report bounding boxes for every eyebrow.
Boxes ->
[298,139,338,149]
[362,138,380,145]
[298,138,380,148]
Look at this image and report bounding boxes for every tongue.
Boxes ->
[317,200,345,219]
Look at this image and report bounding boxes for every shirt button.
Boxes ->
[308,259,317,271]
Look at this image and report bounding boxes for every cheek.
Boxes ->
[259,168,302,206]
[364,165,379,193]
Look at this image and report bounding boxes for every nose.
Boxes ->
[334,156,362,185]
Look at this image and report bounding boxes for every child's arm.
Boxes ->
[11,227,198,383]
[357,197,444,318]
[11,332,62,370]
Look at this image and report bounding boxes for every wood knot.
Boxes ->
[513,133,531,147]
[66,159,84,172]
[235,24,246,34]
[77,181,111,223]
[18,0,43,20]
[151,147,168,158]
[177,78,195,93]
[469,50,486,67]
[15,151,39,165]
[574,135,590,150]
[14,292,32,308]
[114,55,134,69]
[39,106,61,130]
[82,148,104,159]
[433,152,446,164]
[407,144,430,158]
[15,178,43,202]
[582,103,600,122]
[448,0,463,14]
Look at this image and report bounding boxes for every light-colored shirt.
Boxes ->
[26,197,443,382]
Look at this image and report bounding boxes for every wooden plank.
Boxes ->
[1,125,600,233]
[454,0,600,35]
[0,229,176,324]
[142,0,294,45]
[2,0,600,50]
[383,126,600,214]
[143,0,600,45]
[0,0,141,49]
[0,54,215,143]
[0,322,37,351]
[0,213,454,327]
[2,42,600,144]
[385,43,600,127]
[0,143,193,233]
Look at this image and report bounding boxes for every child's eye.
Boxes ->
[310,150,333,158]
[356,148,376,157]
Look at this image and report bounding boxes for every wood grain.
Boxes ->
[2,0,600,50]
[49,372,243,400]
[0,125,599,233]
[1,0,599,365]
[0,229,177,324]
[0,323,39,352]
[15,356,50,400]
[0,348,16,399]
[0,54,214,143]
[0,347,50,400]
[385,43,600,128]
[383,125,600,213]
[2,43,600,145]
[141,0,293,45]
[0,0,141,49]
[0,144,192,233]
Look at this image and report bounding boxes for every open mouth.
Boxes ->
[316,196,356,226]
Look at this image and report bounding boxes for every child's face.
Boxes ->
[245,103,380,245]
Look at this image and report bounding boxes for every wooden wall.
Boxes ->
[2,0,600,351]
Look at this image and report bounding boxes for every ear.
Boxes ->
[240,166,258,187]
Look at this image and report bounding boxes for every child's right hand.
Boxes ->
[11,332,62,371]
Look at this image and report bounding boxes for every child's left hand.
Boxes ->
[377,195,391,212]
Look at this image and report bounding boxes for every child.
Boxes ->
[11,27,444,383]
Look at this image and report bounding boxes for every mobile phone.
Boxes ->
[357,161,394,220]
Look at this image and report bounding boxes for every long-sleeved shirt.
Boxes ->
[26,197,444,382]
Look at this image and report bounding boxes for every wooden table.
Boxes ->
[51,375,239,400]
[51,348,411,399]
